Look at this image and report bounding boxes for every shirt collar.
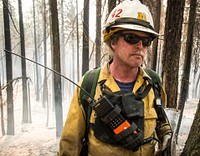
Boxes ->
[98,63,151,92]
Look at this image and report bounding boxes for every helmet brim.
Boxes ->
[111,24,159,37]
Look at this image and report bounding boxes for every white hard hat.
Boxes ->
[103,0,158,42]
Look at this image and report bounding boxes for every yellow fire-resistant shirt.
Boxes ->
[58,63,172,156]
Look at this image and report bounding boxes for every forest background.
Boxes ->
[0,0,200,155]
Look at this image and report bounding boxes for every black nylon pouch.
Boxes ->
[121,93,144,119]
[120,93,144,137]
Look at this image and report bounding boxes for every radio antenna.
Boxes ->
[3,49,95,102]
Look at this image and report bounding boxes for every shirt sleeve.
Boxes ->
[57,86,86,156]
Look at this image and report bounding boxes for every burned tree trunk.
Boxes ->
[180,99,200,156]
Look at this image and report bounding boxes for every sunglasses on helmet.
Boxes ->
[120,33,152,47]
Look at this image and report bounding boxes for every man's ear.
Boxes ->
[110,40,115,49]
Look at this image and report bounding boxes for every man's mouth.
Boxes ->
[130,53,143,57]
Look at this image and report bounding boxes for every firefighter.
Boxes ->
[58,0,172,155]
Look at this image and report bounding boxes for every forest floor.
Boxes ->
[0,92,199,156]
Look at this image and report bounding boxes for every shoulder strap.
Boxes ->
[144,68,162,97]
[81,67,101,119]
[144,68,161,85]
[80,67,101,155]
[144,68,168,123]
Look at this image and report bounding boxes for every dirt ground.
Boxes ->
[174,99,198,155]
[0,97,198,156]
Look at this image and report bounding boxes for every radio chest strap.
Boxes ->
[80,67,164,154]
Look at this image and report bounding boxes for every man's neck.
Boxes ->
[109,62,139,83]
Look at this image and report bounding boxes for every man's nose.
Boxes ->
[136,40,144,49]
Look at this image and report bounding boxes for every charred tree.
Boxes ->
[3,0,14,135]
[108,0,116,14]
[49,0,63,137]
[192,0,200,99]
[33,0,40,101]
[95,0,101,67]
[18,0,30,123]
[76,0,80,80]
[143,0,161,70]
[180,99,200,156]
[0,78,5,135]
[162,0,186,108]
[176,0,197,142]
[82,0,90,75]
[42,0,48,109]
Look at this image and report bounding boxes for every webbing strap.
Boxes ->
[81,68,101,149]
[144,68,162,98]
[144,68,161,85]
[81,68,100,101]
[81,68,101,122]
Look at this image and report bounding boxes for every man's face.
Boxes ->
[111,30,151,68]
